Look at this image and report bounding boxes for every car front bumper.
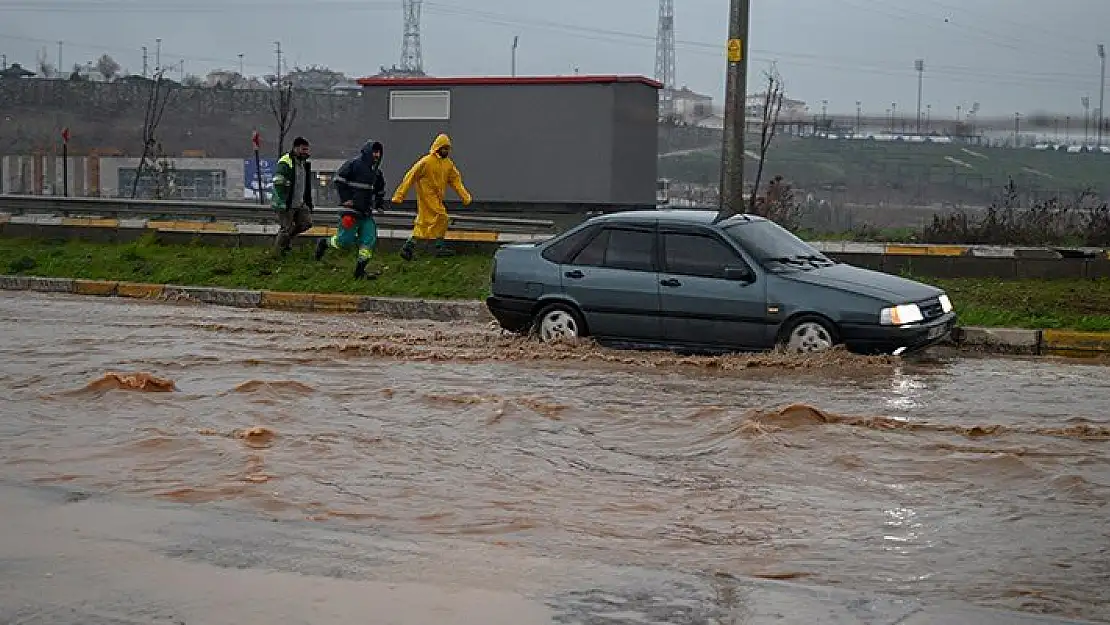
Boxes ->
[485,295,534,334]
[840,312,958,355]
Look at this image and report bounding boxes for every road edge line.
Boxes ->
[2,274,1107,354]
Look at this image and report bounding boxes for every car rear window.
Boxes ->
[571,229,610,266]
[542,225,599,264]
[568,227,655,272]
[604,229,655,271]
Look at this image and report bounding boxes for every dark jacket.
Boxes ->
[334,140,386,216]
[271,151,314,210]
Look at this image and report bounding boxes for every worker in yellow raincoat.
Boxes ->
[391,133,472,259]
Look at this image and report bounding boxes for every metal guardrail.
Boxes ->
[0,195,561,235]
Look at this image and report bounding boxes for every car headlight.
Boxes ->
[880,303,924,326]
[938,294,953,314]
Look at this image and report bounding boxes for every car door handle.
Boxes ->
[660,278,682,287]
[564,270,584,279]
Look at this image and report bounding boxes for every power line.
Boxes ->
[0,0,1101,93]
[836,0,1095,66]
[8,0,1095,68]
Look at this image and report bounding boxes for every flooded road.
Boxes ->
[1,291,1108,622]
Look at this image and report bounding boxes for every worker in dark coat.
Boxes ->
[315,140,386,279]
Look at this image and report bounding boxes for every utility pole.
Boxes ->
[717,0,750,219]
[142,46,148,77]
[914,59,924,135]
[511,35,519,77]
[238,53,244,77]
[1098,44,1106,148]
[1014,112,1021,146]
[855,101,862,135]
[274,41,283,84]
[891,102,897,133]
[57,40,63,74]
[155,38,162,72]
[1082,96,1091,143]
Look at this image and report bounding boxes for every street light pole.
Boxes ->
[718,0,751,219]
[914,59,924,135]
[1098,44,1106,148]
[1082,96,1090,144]
[511,35,519,77]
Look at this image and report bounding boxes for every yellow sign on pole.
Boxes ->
[727,38,743,63]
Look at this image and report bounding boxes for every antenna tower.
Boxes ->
[655,0,676,119]
[400,0,424,75]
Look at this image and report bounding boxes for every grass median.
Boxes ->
[1,236,1109,332]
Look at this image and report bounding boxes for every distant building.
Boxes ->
[354,75,662,208]
[745,92,807,120]
[285,66,347,91]
[671,86,713,122]
[0,63,36,79]
[205,70,238,88]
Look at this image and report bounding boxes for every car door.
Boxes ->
[560,225,662,341]
[658,227,768,350]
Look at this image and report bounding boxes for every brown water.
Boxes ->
[2,292,1109,622]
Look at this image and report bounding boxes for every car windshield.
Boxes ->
[722,219,835,270]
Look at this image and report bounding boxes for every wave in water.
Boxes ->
[70,372,177,394]
[736,403,1110,441]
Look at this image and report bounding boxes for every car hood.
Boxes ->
[781,263,941,303]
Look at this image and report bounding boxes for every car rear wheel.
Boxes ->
[533,303,586,343]
[779,316,838,353]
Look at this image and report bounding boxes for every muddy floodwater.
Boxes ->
[1,292,1108,622]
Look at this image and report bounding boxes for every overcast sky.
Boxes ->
[1,0,1106,118]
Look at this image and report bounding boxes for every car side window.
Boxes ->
[570,229,610,266]
[542,225,598,264]
[603,229,655,272]
[663,232,741,279]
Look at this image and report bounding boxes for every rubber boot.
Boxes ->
[399,239,416,262]
[314,238,328,261]
[354,258,368,279]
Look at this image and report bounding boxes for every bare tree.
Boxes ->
[96,54,121,81]
[150,142,178,199]
[131,70,175,199]
[745,67,803,230]
[748,67,785,213]
[269,80,297,155]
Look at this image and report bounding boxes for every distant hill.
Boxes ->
[658,126,1108,207]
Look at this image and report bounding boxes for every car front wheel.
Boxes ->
[533,303,586,343]
[779,316,839,353]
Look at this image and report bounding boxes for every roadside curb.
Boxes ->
[0,275,492,324]
[949,326,1110,356]
[2,274,1108,356]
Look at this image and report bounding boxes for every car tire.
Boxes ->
[778,315,839,354]
[532,303,587,343]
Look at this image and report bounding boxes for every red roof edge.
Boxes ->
[356,75,663,89]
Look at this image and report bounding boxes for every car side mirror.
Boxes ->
[724,265,755,282]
